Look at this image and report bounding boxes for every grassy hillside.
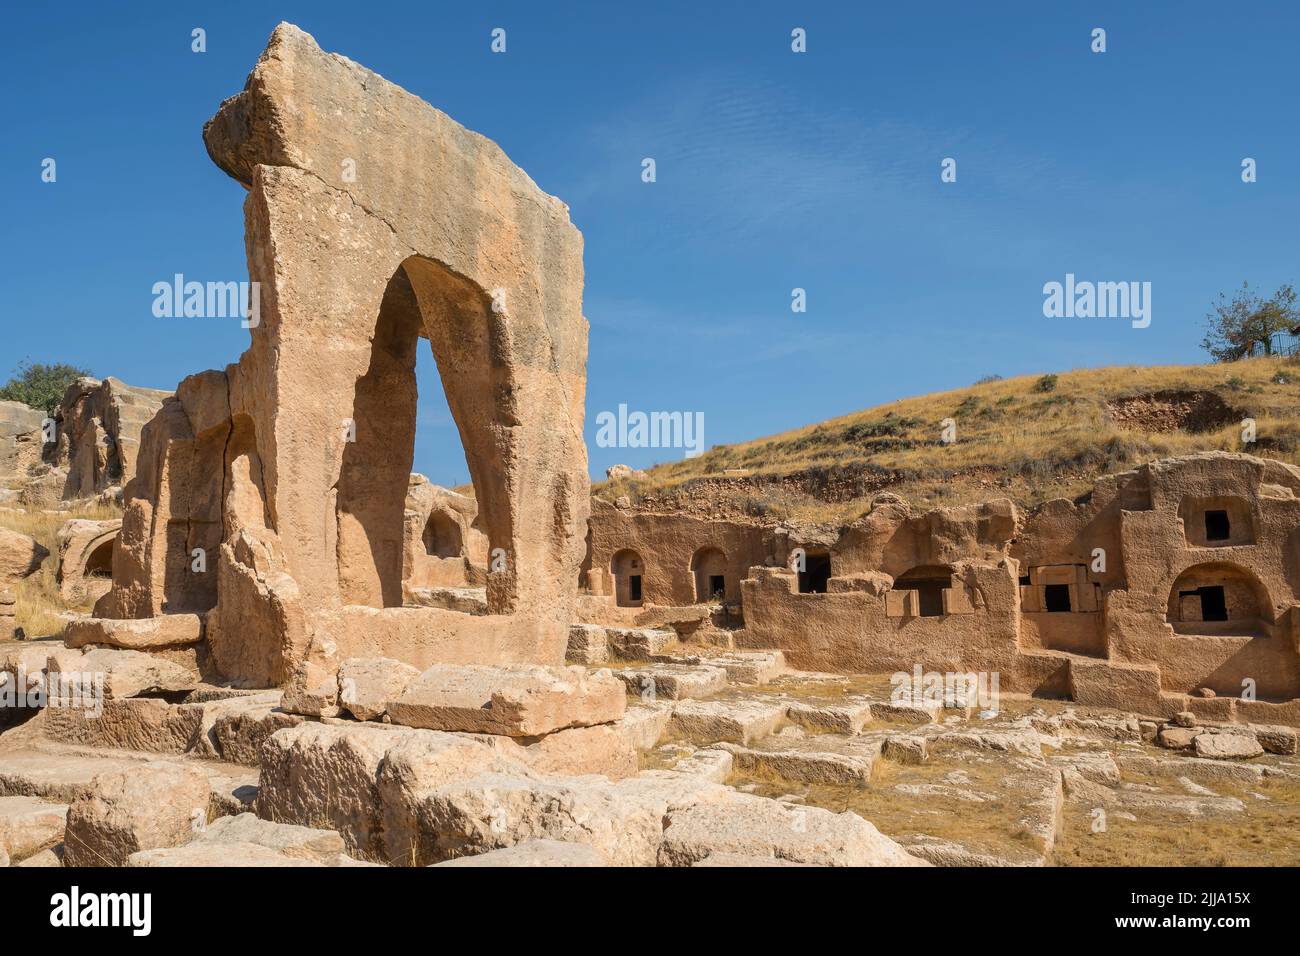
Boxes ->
[598,356,1300,524]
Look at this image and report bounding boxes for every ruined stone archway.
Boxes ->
[85,539,114,577]
[335,255,526,612]
[95,22,595,682]
[57,519,121,606]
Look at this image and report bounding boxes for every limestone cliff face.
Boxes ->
[48,377,172,500]
[0,379,170,507]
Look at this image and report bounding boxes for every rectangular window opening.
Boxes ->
[1044,583,1072,613]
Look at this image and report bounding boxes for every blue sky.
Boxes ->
[5,1,1299,485]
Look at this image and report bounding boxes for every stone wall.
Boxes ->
[592,452,1300,721]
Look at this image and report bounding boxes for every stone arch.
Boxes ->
[611,548,646,607]
[1167,561,1270,630]
[336,255,516,611]
[690,546,728,602]
[58,521,121,606]
[84,537,115,578]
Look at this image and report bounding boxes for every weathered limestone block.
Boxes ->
[871,700,940,724]
[432,838,607,867]
[1254,725,1298,755]
[387,664,625,737]
[185,691,301,765]
[0,588,15,640]
[207,527,311,688]
[421,771,731,867]
[193,812,347,863]
[618,701,674,751]
[255,723,403,854]
[692,851,814,867]
[721,739,879,787]
[0,527,47,581]
[0,796,69,863]
[375,730,539,866]
[128,842,324,867]
[669,698,788,746]
[658,793,926,867]
[1049,750,1120,785]
[16,847,64,867]
[17,468,66,509]
[669,748,734,783]
[882,735,929,765]
[1157,726,1200,749]
[932,727,1042,757]
[1193,732,1263,760]
[515,724,638,780]
[787,698,873,735]
[0,640,82,688]
[40,697,204,754]
[64,613,203,650]
[566,624,608,665]
[694,650,786,685]
[605,626,674,661]
[48,648,197,700]
[613,663,728,701]
[256,722,532,864]
[63,762,210,866]
[338,656,420,722]
[1067,659,1164,715]
[281,648,343,718]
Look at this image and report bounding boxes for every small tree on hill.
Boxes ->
[0,360,92,414]
[1201,282,1299,362]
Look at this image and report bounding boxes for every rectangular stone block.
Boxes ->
[387,664,626,737]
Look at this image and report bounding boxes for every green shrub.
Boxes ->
[0,360,91,414]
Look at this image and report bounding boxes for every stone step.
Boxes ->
[658,791,926,867]
[64,613,204,650]
[651,649,786,685]
[0,795,68,865]
[0,745,256,816]
[668,698,788,746]
[720,736,884,787]
[565,624,674,665]
[786,697,874,735]
[612,664,728,701]
[386,663,626,737]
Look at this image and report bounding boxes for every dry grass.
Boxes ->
[736,748,1051,863]
[600,356,1300,520]
[1052,766,1300,867]
[1,501,120,638]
